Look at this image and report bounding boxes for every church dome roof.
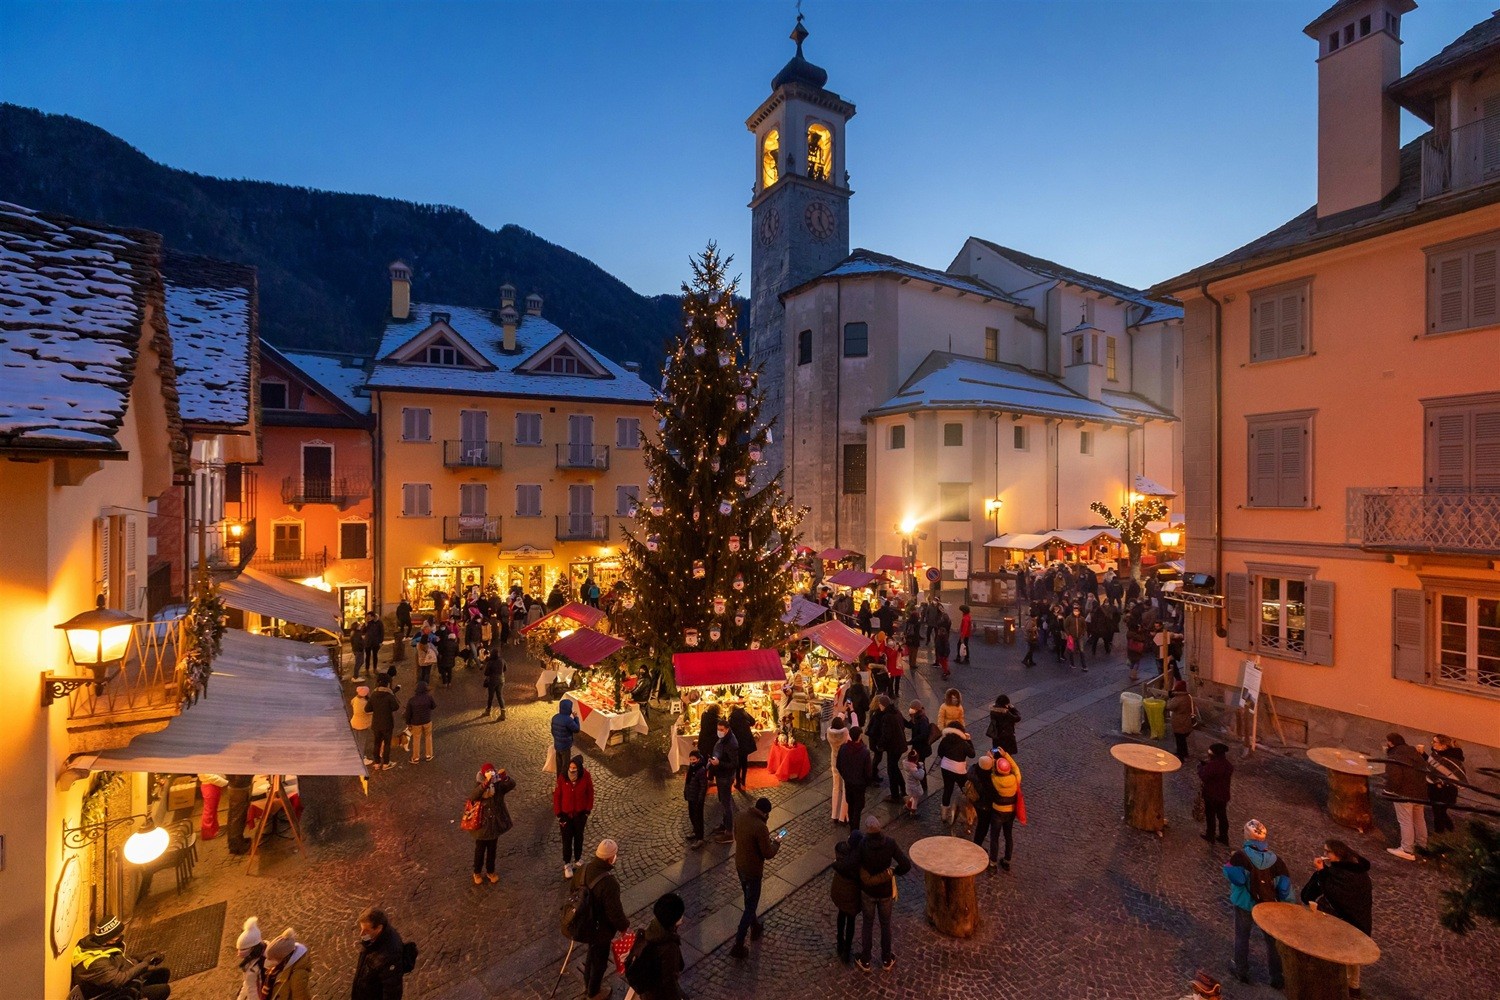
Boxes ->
[771,15,828,90]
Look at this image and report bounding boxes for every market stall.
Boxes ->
[791,618,870,727]
[781,595,828,627]
[536,626,626,699]
[667,649,787,771]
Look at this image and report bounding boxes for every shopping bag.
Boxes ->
[1015,788,1028,826]
[542,745,557,773]
[611,929,637,974]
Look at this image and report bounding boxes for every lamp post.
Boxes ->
[898,518,918,598]
[43,598,141,708]
[64,810,171,921]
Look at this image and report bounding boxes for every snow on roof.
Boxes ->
[869,352,1158,426]
[366,303,655,404]
[0,200,179,453]
[1100,389,1174,420]
[802,248,1023,304]
[162,250,256,427]
[967,237,1182,325]
[280,349,371,415]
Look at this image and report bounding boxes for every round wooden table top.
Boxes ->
[909,835,990,878]
[1253,902,1381,966]
[1111,743,1182,773]
[1306,747,1384,776]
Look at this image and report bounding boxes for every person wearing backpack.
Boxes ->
[854,815,911,972]
[1222,818,1292,988]
[351,906,405,1000]
[577,839,629,1000]
[553,755,594,879]
[411,623,438,684]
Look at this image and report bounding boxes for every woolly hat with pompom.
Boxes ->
[236,916,262,951]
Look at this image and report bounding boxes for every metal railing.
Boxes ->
[444,440,504,469]
[1358,488,1500,555]
[443,515,502,544]
[199,517,256,574]
[556,515,610,541]
[281,475,370,506]
[1421,115,1500,199]
[555,444,610,470]
[65,618,189,725]
[250,549,329,579]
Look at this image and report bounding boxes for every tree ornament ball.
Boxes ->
[750,447,763,463]
[735,395,748,412]
[693,506,701,522]
[740,372,753,389]
[735,473,748,488]
[750,640,760,649]
[709,625,722,642]
[728,534,741,552]
[733,573,745,591]
[646,534,660,552]
[622,593,636,610]
[709,291,721,305]
[717,431,729,446]
[715,314,729,330]
[651,500,664,516]
[711,457,721,472]
[693,560,706,579]
[718,501,733,516]
[685,628,700,647]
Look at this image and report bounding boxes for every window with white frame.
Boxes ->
[515,484,542,517]
[889,424,905,450]
[401,407,432,442]
[1225,569,1333,664]
[515,412,543,446]
[1258,576,1307,658]
[1013,424,1028,451]
[616,417,642,449]
[272,520,304,560]
[424,339,459,366]
[538,348,584,374]
[401,483,432,517]
[615,484,640,516]
[339,520,369,560]
[1435,590,1500,692]
[1249,280,1310,362]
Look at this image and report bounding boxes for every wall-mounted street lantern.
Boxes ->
[42,598,141,708]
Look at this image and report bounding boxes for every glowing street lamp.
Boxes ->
[1158,529,1183,549]
[43,599,141,707]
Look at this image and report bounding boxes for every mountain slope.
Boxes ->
[0,103,677,372]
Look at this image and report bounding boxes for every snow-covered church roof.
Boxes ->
[0,201,184,455]
[162,249,257,428]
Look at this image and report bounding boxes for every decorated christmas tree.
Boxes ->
[615,244,803,688]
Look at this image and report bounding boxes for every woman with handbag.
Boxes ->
[466,762,515,885]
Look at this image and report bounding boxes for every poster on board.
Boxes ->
[1238,659,1263,749]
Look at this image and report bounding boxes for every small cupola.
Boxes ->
[500,282,516,311]
[771,14,829,91]
[525,292,544,316]
[389,260,412,320]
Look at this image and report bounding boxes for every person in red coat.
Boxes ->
[956,605,974,664]
[553,755,595,879]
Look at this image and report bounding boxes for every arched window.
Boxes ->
[806,123,832,182]
[762,129,780,188]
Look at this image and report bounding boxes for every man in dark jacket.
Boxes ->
[226,773,253,855]
[727,702,757,792]
[578,839,629,1000]
[1300,840,1373,995]
[481,653,505,720]
[363,612,385,674]
[351,906,404,1000]
[730,797,783,958]
[683,749,710,846]
[404,681,436,763]
[71,916,171,999]
[874,697,907,801]
[846,677,870,729]
[854,815,911,972]
[985,695,1021,756]
[1383,732,1429,860]
[835,726,874,834]
[696,703,721,760]
[1197,742,1234,844]
[551,699,581,765]
[633,893,686,1000]
[710,719,739,842]
[394,597,413,641]
[365,681,400,771]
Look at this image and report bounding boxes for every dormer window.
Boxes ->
[424,338,460,366]
[539,347,584,374]
[260,380,289,410]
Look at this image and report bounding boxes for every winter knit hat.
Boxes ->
[653,892,686,927]
[236,916,263,951]
[596,838,619,861]
[476,763,496,782]
[355,685,370,697]
[1244,818,1268,841]
[996,757,1013,774]
[978,755,995,771]
[754,797,773,816]
[265,928,297,964]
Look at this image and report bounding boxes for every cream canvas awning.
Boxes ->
[75,630,365,776]
[220,568,341,634]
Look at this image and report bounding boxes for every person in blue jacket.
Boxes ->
[550,698,581,765]
[1222,818,1293,988]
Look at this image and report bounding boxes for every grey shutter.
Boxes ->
[1391,588,1428,682]
[1429,252,1466,333]
[1278,421,1308,507]
[1471,247,1500,327]
[1249,425,1279,507]
[1427,411,1471,492]
[1277,289,1304,357]
[1483,94,1500,174]
[1252,298,1278,361]
[460,483,487,516]
[1304,580,1334,664]
[1225,572,1250,651]
[1473,404,1500,491]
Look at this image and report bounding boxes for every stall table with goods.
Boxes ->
[544,627,642,751]
[526,604,610,694]
[668,649,787,771]
[796,618,877,728]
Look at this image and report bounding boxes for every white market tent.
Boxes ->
[219,568,341,635]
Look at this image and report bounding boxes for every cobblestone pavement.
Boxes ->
[134,630,1498,999]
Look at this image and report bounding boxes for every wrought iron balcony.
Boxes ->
[1420,115,1500,200]
[443,515,502,544]
[281,476,370,507]
[555,444,610,471]
[60,618,193,751]
[556,515,610,541]
[444,440,504,469]
[250,549,330,579]
[1357,488,1500,555]
[199,517,256,575]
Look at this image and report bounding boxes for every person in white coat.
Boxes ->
[234,916,265,1000]
[826,714,851,823]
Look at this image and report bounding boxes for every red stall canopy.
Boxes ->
[548,627,626,666]
[781,596,828,626]
[799,620,872,663]
[520,601,606,634]
[818,547,859,562]
[672,649,787,688]
[870,554,905,572]
[827,568,879,589]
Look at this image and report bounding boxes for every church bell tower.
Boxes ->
[746,14,855,481]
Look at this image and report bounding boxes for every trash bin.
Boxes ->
[983,625,1000,645]
[1142,697,1167,739]
[1002,617,1016,645]
[1120,691,1144,734]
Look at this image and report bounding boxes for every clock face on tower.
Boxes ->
[804,201,836,242]
[758,207,782,247]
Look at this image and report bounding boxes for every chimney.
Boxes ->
[624,361,640,373]
[501,305,518,352]
[500,282,516,311]
[389,260,412,320]
[1304,0,1413,219]
[525,291,543,316]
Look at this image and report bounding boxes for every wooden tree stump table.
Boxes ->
[1253,902,1380,1000]
[908,836,990,938]
[1111,743,1181,834]
[1306,748,1383,832]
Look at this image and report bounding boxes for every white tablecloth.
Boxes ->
[573,696,648,746]
[667,724,777,771]
[535,663,578,698]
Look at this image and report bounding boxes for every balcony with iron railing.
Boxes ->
[1354,487,1500,555]
[1420,115,1500,200]
[443,514,503,544]
[60,618,195,753]
[250,548,330,579]
[199,517,256,575]
[555,444,610,471]
[281,475,371,508]
[556,514,610,541]
[444,440,504,469]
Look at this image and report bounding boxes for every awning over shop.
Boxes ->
[985,532,1058,551]
[548,627,625,667]
[672,649,787,688]
[520,601,606,634]
[74,629,365,776]
[799,620,871,663]
[870,554,905,572]
[781,596,828,627]
[827,568,880,589]
[985,528,1121,550]
[1133,474,1176,498]
[220,568,340,634]
[817,547,859,561]
[1049,527,1121,546]
[1145,516,1186,533]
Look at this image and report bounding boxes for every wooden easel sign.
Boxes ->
[1238,659,1263,753]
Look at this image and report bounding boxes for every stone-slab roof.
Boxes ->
[791,248,1025,305]
[162,249,257,428]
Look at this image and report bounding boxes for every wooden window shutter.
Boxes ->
[1429,252,1466,333]
[1426,411,1471,492]
[1252,298,1277,361]
[95,515,112,605]
[1225,572,1250,651]
[1305,580,1335,664]
[1471,247,1500,327]
[402,483,416,515]
[1249,425,1279,506]
[1277,290,1304,356]
[1391,588,1428,682]
[1473,405,1500,491]
[124,517,138,612]
[1278,422,1308,507]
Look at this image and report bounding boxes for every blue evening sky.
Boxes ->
[1,0,1489,296]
